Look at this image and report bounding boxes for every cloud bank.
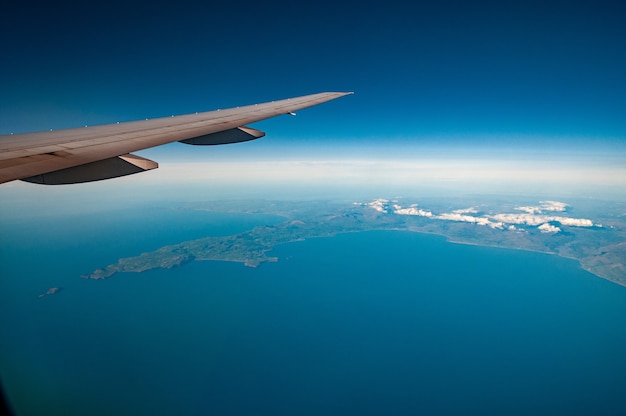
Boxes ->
[435,213,504,229]
[366,199,434,217]
[362,199,596,234]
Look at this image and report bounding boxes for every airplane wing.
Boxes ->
[0,91,352,185]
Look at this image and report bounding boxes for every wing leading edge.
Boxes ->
[0,91,352,185]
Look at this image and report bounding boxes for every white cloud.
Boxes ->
[368,198,391,213]
[492,213,544,225]
[538,223,561,233]
[515,206,543,214]
[557,217,594,227]
[540,201,568,212]
[490,213,594,227]
[394,207,433,217]
[435,213,504,229]
[361,199,434,217]
[453,207,478,214]
[515,200,568,215]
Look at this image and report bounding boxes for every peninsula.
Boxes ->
[82,199,626,287]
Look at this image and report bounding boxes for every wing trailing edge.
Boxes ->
[21,154,158,185]
[180,126,265,145]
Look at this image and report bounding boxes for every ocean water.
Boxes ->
[1,209,626,415]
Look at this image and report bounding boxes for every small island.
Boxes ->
[38,287,61,298]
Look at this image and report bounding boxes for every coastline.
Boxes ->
[80,201,625,288]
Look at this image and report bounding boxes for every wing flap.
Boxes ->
[21,153,158,185]
[180,126,265,145]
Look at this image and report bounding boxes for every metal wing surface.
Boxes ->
[0,92,351,185]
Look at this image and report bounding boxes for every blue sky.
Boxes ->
[1,1,625,200]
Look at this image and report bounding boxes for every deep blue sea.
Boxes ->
[1,207,626,416]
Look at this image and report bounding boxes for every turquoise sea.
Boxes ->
[1,207,626,415]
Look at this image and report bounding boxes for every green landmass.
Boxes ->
[82,199,626,287]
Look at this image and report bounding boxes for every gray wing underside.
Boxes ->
[0,92,351,185]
